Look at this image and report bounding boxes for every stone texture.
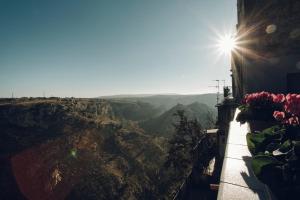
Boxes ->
[218,183,267,200]
[225,144,252,160]
[220,158,266,190]
[217,109,274,199]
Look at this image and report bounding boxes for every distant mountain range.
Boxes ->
[99,93,220,112]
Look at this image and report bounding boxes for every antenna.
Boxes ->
[209,80,220,104]
[11,91,15,103]
[95,103,98,117]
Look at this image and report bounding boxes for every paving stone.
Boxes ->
[225,144,252,160]
[218,183,267,200]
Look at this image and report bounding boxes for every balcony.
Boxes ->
[217,109,275,200]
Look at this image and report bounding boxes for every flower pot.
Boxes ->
[248,120,278,132]
[251,108,275,121]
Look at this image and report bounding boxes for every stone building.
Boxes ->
[232,0,300,101]
[216,1,300,199]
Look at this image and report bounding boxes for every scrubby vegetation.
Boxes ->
[0,97,216,200]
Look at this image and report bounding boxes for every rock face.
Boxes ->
[0,99,166,200]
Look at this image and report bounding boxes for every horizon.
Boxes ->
[2,92,220,99]
[0,0,236,98]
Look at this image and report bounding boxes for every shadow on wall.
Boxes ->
[240,156,268,200]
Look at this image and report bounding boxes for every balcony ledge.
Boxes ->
[217,109,275,200]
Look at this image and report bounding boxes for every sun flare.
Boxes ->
[212,26,260,62]
[217,34,237,54]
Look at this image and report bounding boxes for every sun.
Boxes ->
[211,26,260,62]
[217,34,237,54]
[209,28,243,63]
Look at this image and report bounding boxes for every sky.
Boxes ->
[0,0,237,97]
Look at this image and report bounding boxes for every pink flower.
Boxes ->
[273,111,285,121]
[243,91,274,108]
[288,116,299,126]
[242,92,300,127]
[272,94,285,104]
[284,93,300,116]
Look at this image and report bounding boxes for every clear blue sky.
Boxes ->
[0,0,237,97]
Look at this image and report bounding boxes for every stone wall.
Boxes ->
[233,0,300,99]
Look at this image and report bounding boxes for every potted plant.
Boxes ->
[236,92,285,131]
[245,93,300,199]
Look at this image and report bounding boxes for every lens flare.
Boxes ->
[217,34,237,54]
[70,149,77,158]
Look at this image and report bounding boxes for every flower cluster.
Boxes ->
[272,93,285,104]
[285,94,300,116]
[241,91,284,109]
[272,94,300,126]
[241,92,300,126]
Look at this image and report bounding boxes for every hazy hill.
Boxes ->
[140,102,216,138]
[0,99,166,200]
[0,97,216,199]
[99,93,219,112]
[109,100,160,121]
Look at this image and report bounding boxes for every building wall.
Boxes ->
[232,0,300,100]
[216,99,236,158]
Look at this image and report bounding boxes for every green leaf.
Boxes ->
[246,126,284,155]
[252,155,281,177]
[279,140,292,153]
[265,142,280,153]
[247,133,265,154]
[238,105,248,112]
[262,125,283,137]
